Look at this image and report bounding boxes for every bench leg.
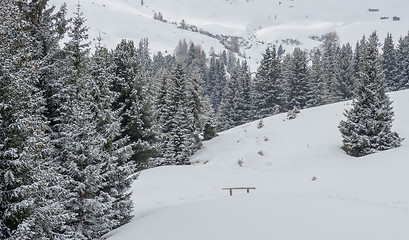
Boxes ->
[230,189,232,196]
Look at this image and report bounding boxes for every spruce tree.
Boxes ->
[51,5,123,238]
[112,39,157,169]
[382,33,399,91]
[157,64,193,165]
[395,33,409,90]
[206,56,227,112]
[337,43,355,100]
[253,46,283,119]
[283,48,310,110]
[339,32,403,157]
[1,1,66,238]
[89,40,135,230]
[308,48,330,107]
[321,32,341,102]
[218,61,253,130]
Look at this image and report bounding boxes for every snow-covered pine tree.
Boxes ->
[217,61,253,130]
[112,39,157,169]
[217,68,239,131]
[1,1,67,238]
[337,43,355,100]
[206,56,227,112]
[339,32,403,157]
[353,36,367,89]
[51,5,119,238]
[158,64,193,165]
[186,67,205,152]
[395,33,409,90]
[382,33,399,91]
[283,47,310,110]
[321,31,342,103]
[236,61,254,123]
[252,46,283,119]
[137,38,153,77]
[307,48,330,107]
[89,39,135,230]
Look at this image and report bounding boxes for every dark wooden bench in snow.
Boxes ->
[223,187,256,196]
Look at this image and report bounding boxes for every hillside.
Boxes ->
[50,0,409,69]
[104,90,409,240]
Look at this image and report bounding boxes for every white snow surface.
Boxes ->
[49,0,409,70]
[104,90,409,240]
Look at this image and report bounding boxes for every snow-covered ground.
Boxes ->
[104,90,409,240]
[50,0,409,70]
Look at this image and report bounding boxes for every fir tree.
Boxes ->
[1,1,66,238]
[395,33,409,90]
[218,61,253,130]
[283,48,310,109]
[339,32,403,157]
[381,33,398,91]
[89,39,135,230]
[253,46,283,119]
[51,5,124,238]
[308,48,330,107]
[321,32,341,102]
[206,56,226,112]
[112,39,157,169]
[337,43,355,100]
[157,64,193,165]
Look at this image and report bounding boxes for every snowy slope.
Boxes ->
[49,0,409,70]
[104,90,409,240]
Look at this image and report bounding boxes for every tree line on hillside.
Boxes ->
[0,0,405,238]
[217,31,409,131]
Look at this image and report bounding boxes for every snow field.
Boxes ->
[106,90,409,239]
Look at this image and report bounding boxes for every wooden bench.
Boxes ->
[223,187,256,196]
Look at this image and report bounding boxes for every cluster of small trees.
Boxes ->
[0,1,215,239]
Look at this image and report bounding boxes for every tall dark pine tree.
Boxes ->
[308,48,330,107]
[112,39,157,169]
[337,43,355,100]
[283,48,310,110]
[395,33,409,90]
[321,32,341,103]
[339,32,403,157]
[253,46,283,119]
[206,56,226,112]
[89,40,135,230]
[157,64,193,165]
[1,1,66,238]
[52,5,124,239]
[218,61,253,130]
[382,33,399,91]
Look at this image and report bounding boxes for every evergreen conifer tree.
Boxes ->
[382,33,399,91]
[253,47,283,119]
[89,40,135,230]
[395,33,409,90]
[339,32,403,157]
[321,32,342,102]
[157,64,193,165]
[308,48,330,107]
[283,48,310,109]
[337,43,355,100]
[112,39,157,169]
[1,1,67,238]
